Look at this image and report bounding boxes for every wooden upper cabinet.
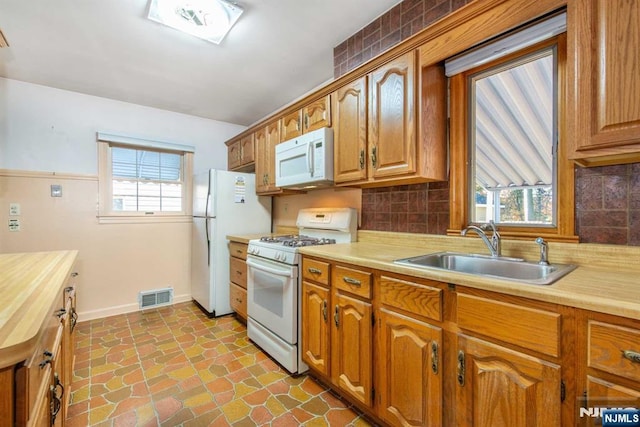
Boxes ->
[227,139,242,170]
[263,121,281,193]
[226,134,255,172]
[254,127,270,194]
[333,77,368,184]
[304,96,331,132]
[333,51,446,187]
[280,95,331,142]
[369,51,416,180]
[570,0,640,166]
[240,134,255,165]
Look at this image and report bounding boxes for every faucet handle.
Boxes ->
[535,237,550,265]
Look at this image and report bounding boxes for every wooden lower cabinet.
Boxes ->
[377,308,442,427]
[455,334,561,427]
[228,241,248,321]
[331,291,373,407]
[580,312,640,426]
[301,281,330,376]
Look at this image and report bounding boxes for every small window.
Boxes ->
[98,133,194,222]
[469,47,556,226]
[111,146,183,212]
[446,12,577,241]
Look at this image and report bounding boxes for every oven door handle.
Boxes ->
[246,257,295,278]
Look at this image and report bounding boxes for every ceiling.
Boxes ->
[0,0,401,126]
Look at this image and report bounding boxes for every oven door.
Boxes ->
[246,255,298,344]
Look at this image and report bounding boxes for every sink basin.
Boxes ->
[394,252,576,285]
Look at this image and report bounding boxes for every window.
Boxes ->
[98,133,194,222]
[446,12,577,241]
[469,48,556,226]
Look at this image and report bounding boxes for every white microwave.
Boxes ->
[275,127,334,189]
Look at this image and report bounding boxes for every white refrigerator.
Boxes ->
[191,169,272,317]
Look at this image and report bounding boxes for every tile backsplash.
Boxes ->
[361,182,449,235]
[575,163,640,245]
[334,0,472,78]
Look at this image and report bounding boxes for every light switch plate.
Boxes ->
[9,203,20,216]
[51,184,62,197]
[8,219,20,232]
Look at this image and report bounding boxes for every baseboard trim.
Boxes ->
[77,293,192,322]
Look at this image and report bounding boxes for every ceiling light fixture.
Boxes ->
[147,0,243,45]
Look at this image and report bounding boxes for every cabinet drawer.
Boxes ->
[379,275,442,322]
[229,242,247,260]
[302,258,330,286]
[19,321,63,423]
[230,282,247,320]
[229,257,247,289]
[457,293,560,357]
[333,265,371,299]
[589,320,640,381]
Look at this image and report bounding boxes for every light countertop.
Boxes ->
[298,236,640,321]
[0,250,78,368]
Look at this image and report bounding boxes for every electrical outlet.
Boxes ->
[8,219,20,232]
[9,203,20,216]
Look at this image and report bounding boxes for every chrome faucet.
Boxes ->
[461,220,501,257]
[535,237,550,265]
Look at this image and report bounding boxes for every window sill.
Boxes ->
[97,214,192,225]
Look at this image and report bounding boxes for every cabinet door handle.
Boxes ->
[623,350,640,364]
[371,146,377,168]
[71,308,78,332]
[334,305,340,327]
[39,350,53,369]
[359,149,365,170]
[304,113,309,130]
[457,350,465,386]
[322,300,328,322]
[307,267,322,274]
[343,276,361,286]
[431,342,439,374]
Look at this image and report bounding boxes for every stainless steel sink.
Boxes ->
[394,252,576,285]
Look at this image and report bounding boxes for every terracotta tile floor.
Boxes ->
[67,302,372,426]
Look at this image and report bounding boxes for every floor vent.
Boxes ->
[138,287,173,309]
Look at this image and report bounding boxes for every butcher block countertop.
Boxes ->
[0,250,78,369]
[298,231,640,321]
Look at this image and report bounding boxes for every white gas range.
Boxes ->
[245,207,358,374]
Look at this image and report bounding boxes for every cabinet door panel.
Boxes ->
[377,309,442,427]
[254,128,269,194]
[333,77,368,184]
[303,95,331,133]
[572,0,640,160]
[240,134,255,165]
[456,335,561,427]
[332,292,372,407]
[584,376,640,427]
[281,111,302,141]
[301,282,330,375]
[368,51,416,179]
[228,141,241,170]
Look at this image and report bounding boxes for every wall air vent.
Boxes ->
[0,29,9,48]
[138,287,174,309]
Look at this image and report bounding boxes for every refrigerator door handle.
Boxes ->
[205,217,211,266]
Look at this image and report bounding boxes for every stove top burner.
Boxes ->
[258,235,336,247]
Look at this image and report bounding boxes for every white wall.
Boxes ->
[0,77,246,174]
[0,77,247,320]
